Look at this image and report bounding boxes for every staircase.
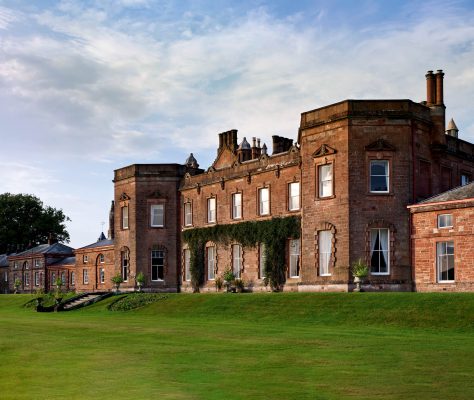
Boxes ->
[60,292,113,311]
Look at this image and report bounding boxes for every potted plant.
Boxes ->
[351,259,369,292]
[13,278,21,294]
[214,276,223,292]
[136,272,145,292]
[111,274,124,293]
[222,269,235,292]
[233,278,245,293]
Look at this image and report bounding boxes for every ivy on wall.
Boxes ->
[183,216,301,292]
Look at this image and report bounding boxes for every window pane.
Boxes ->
[151,205,164,227]
[289,239,300,277]
[319,230,332,276]
[319,164,333,197]
[289,182,300,210]
[259,243,266,279]
[259,188,269,215]
[208,198,216,222]
[437,241,455,282]
[151,250,164,281]
[184,249,191,282]
[232,244,241,278]
[207,247,215,280]
[370,228,389,274]
[184,203,192,226]
[122,206,129,229]
[370,160,389,192]
[233,193,242,219]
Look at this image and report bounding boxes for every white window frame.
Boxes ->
[319,230,332,276]
[207,198,216,223]
[83,269,89,284]
[207,246,216,281]
[151,250,164,281]
[232,244,242,279]
[83,255,88,264]
[232,193,242,219]
[24,272,30,286]
[71,272,75,286]
[370,228,390,275]
[288,182,300,211]
[122,206,129,229]
[150,204,165,227]
[184,202,192,227]
[259,243,266,279]
[437,241,455,282]
[61,272,66,285]
[259,187,270,216]
[438,214,453,229]
[370,160,389,193]
[99,254,105,263]
[99,268,105,284]
[318,164,333,198]
[289,239,300,278]
[184,249,191,282]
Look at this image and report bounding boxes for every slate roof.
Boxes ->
[15,243,74,257]
[78,238,114,250]
[418,182,474,204]
[49,256,76,266]
[0,254,8,267]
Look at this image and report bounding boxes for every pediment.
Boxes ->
[365,138,396,152]
[119,193,131,201]
[312,144,337,158]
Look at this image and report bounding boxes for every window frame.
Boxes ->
[83,255,88,264]
[99,253,105,263]
[288,182,300,211]
[232,244,242,279]
[259,243,266,280]
[318,230,332,276]
[99,268,105,284]
[318,163,333,198]
[258,187,270,216]
[438,214,453,229]
[183,249,191,282]
[70,271,75,286]
[184,202,193,227]
[122,205,129,229]
[370,228,390,275]
[207,197,217,224]
[437,241,455,283]
[83,269,89,284]
[461,173,471,186]
[369,159,390,194]
[232,192,242,220]
[289,239,301,278]
[151,250,165,281]
[150,204,165,228]
[207,246,216,281]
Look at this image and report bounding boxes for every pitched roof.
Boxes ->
[418,182,474,204]
[49,256,76,266]
[0,254,8,267]
[15,243,74,257]
[78,238,114,250]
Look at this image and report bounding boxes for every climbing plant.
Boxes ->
[182,216,301,292]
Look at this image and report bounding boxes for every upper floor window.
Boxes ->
[370,160,389,193]
[461,174,471,186]
[183,249,191,282]
[288,182,300,211]
[151,204,164,227]
[232,244,242,279]
[207,246,216,281]
[232,193,242,219]
[24,261,29,270]
[122,206,129,229]
[151,250,165,281]
[437,241,454,282]
[34,259,40,268]
[13,262,18,269]
[99,253,105,263]
[289,239,300,278]
[319,230,332,276]
[83,255,88,264]
[259,187,270,216]
[370,228,389,275]
[319,164,333,198]
[184,202,192,226]
[438,214,453,229]
[207,198,216,223]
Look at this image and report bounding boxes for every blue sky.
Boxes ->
[1,0,474,247]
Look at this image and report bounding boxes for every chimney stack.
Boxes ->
[108,200,115,240]
[426,69,446,146]
[435,69,444,105]
[426,70,435,105]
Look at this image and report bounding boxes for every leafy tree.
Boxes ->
[0,193,70,254]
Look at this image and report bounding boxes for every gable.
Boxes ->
[212,148,237,170]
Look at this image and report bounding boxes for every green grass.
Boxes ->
[1,292,474,399]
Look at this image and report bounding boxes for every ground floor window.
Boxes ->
[259,243,266,279]
[70,272,75,286]
[151,250,164,281]
[319,230,332,276]
[61,272,66,285]
[51,272,56,285]
[122,251,129,282]
[370,228,389,274]
[34,272,39,286]
[83,269,89,284]
[437,241,454,282]
[184,249,191,282]
[24,272,30,286]
[207,246,216,281]
[289,239,300,278]
[232,244,242,279]
[99,268,105,284]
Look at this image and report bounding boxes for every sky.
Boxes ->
[1,0,474,248]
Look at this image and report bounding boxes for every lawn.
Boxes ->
[0,292,474,399]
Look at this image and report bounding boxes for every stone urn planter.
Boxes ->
[353,276,363,292]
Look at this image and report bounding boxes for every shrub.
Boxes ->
[108,293,168,311]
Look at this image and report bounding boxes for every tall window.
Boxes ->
[122,206,129,229]
[232,244,242,278]
[24,272,30,286]
[184,202,192,226]
[122,251,129,282]
[289,239,300,278]
[4,271,8,282]
[370,160,389,193]
[319,231,332,276]
[370,228,389,274]
[83,269,89,284]
[437,241,454,282]
[24,261,29,270]
[184,249,191,282]
[288,182,300,211]
[151,250,164,281]
[207,246,216,280]
[99,268,105,284]
[34,272,39,286]
[259,243,266,279]
[259,188,270,215]
[61,272,66,285]
[438,214,453,228]
[319,164,333,198]
[71,272,75,286]
[51,272,56,283]
[232,193,242,219]
[151,204,164,227]
[207,198,216,223]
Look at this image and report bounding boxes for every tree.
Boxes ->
[0,193,70,254]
